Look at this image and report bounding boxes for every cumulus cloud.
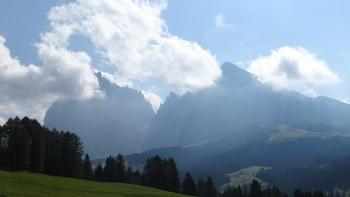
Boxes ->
[0,0,221,122]
[0,34,100,122]
[46,0,221,92]
[214,14,232,28]
[248,46,340,95]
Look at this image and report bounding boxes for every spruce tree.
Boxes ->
[115,153,126,183]
[3,117,31,170]
[197,178,206,197]
[168,158,180,192]
[0,124,6,168]
[206,176,217,197]
[21,117,46,173]
[182,172,197,195]
[133,169,142,185]
[94,163,105,181]
[125,166,133,183]
[143,155,164,188]
[104,155,116,182]
[44,129,63,176]
[61,132,83,178]
[250,180,263,197]
[83,154,93,179]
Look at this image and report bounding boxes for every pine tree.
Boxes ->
[182,172,197,195]
[83,154,93,179]
[125,166,133,183]
[44,129,63,176]
[168,158,180,192]
[0,124,6,168]
[133,169,142,185]
[143,155,164,188]
[3,117,31,170]
[197,178,206,197]
[61,132,83,178]
[250,180,263,197]
[21,117,46,173]
[104,155,116,182]
[115,153,126,183]
[206,176,217,197]
[94,163,105,182]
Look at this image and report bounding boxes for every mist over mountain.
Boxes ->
[143,62,350,150]
[44,73,155,158]
[45,62,350,159]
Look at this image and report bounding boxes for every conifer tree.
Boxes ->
[104,155,116,182]
[83,154,93,179]
[21,117,46,173]
[182,172,197,195]
[44,129,63,175]
[206,176,217,197]
[94,163,105,182]
[125,165,133,183]
[197,178,207,197]
[3,117,31,170]
[115,153,126,183]
[168,158,180,192]
[250,180,263,197]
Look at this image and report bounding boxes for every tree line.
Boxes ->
[0,117,83,178]
[0,117,325,197]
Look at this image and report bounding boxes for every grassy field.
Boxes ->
[0,171,191,197]
[220,166,271,191]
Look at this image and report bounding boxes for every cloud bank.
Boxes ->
[0,0,221,122]
[45,0,221,91]
[248,46,340,95]
[0,35,99,124]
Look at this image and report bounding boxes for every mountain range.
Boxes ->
[45,62,350,192]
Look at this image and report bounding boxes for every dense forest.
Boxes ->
[0,117,325,197]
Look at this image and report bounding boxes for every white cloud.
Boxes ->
[248,46,340,94]
[0,33,100,123]
[214,14,232,28]
[46,0,221,92]
[141,90,163,111]
[0,0,222,123]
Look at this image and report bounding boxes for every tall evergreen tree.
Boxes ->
[44,129,63,175]
[104,155,116,182]
[94,163,105,182]
[3,117,31,170]
[133,169,142,185]
[61,132,83,178]
[125,166,133,184]
[143,155,164,188]
[21,117,46,173]
[83,154,93,180]
[0,124,6,168]
[206,176,217,197]
[182,172,197,195]
[115,153,126,183]
[168,158,180,192]
[250,180,263,197]
[197,178,207,197]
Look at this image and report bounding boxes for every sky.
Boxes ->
[0,0,349,123]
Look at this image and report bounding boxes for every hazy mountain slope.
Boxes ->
[44,73,155,158]
[143,62,350,150]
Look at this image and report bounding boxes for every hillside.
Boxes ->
[0,171,191,197]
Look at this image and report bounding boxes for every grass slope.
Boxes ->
[0,171,191,197]
[221,166,271,190]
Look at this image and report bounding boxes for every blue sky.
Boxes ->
[0,0,349,121]
[162,0,350,101]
